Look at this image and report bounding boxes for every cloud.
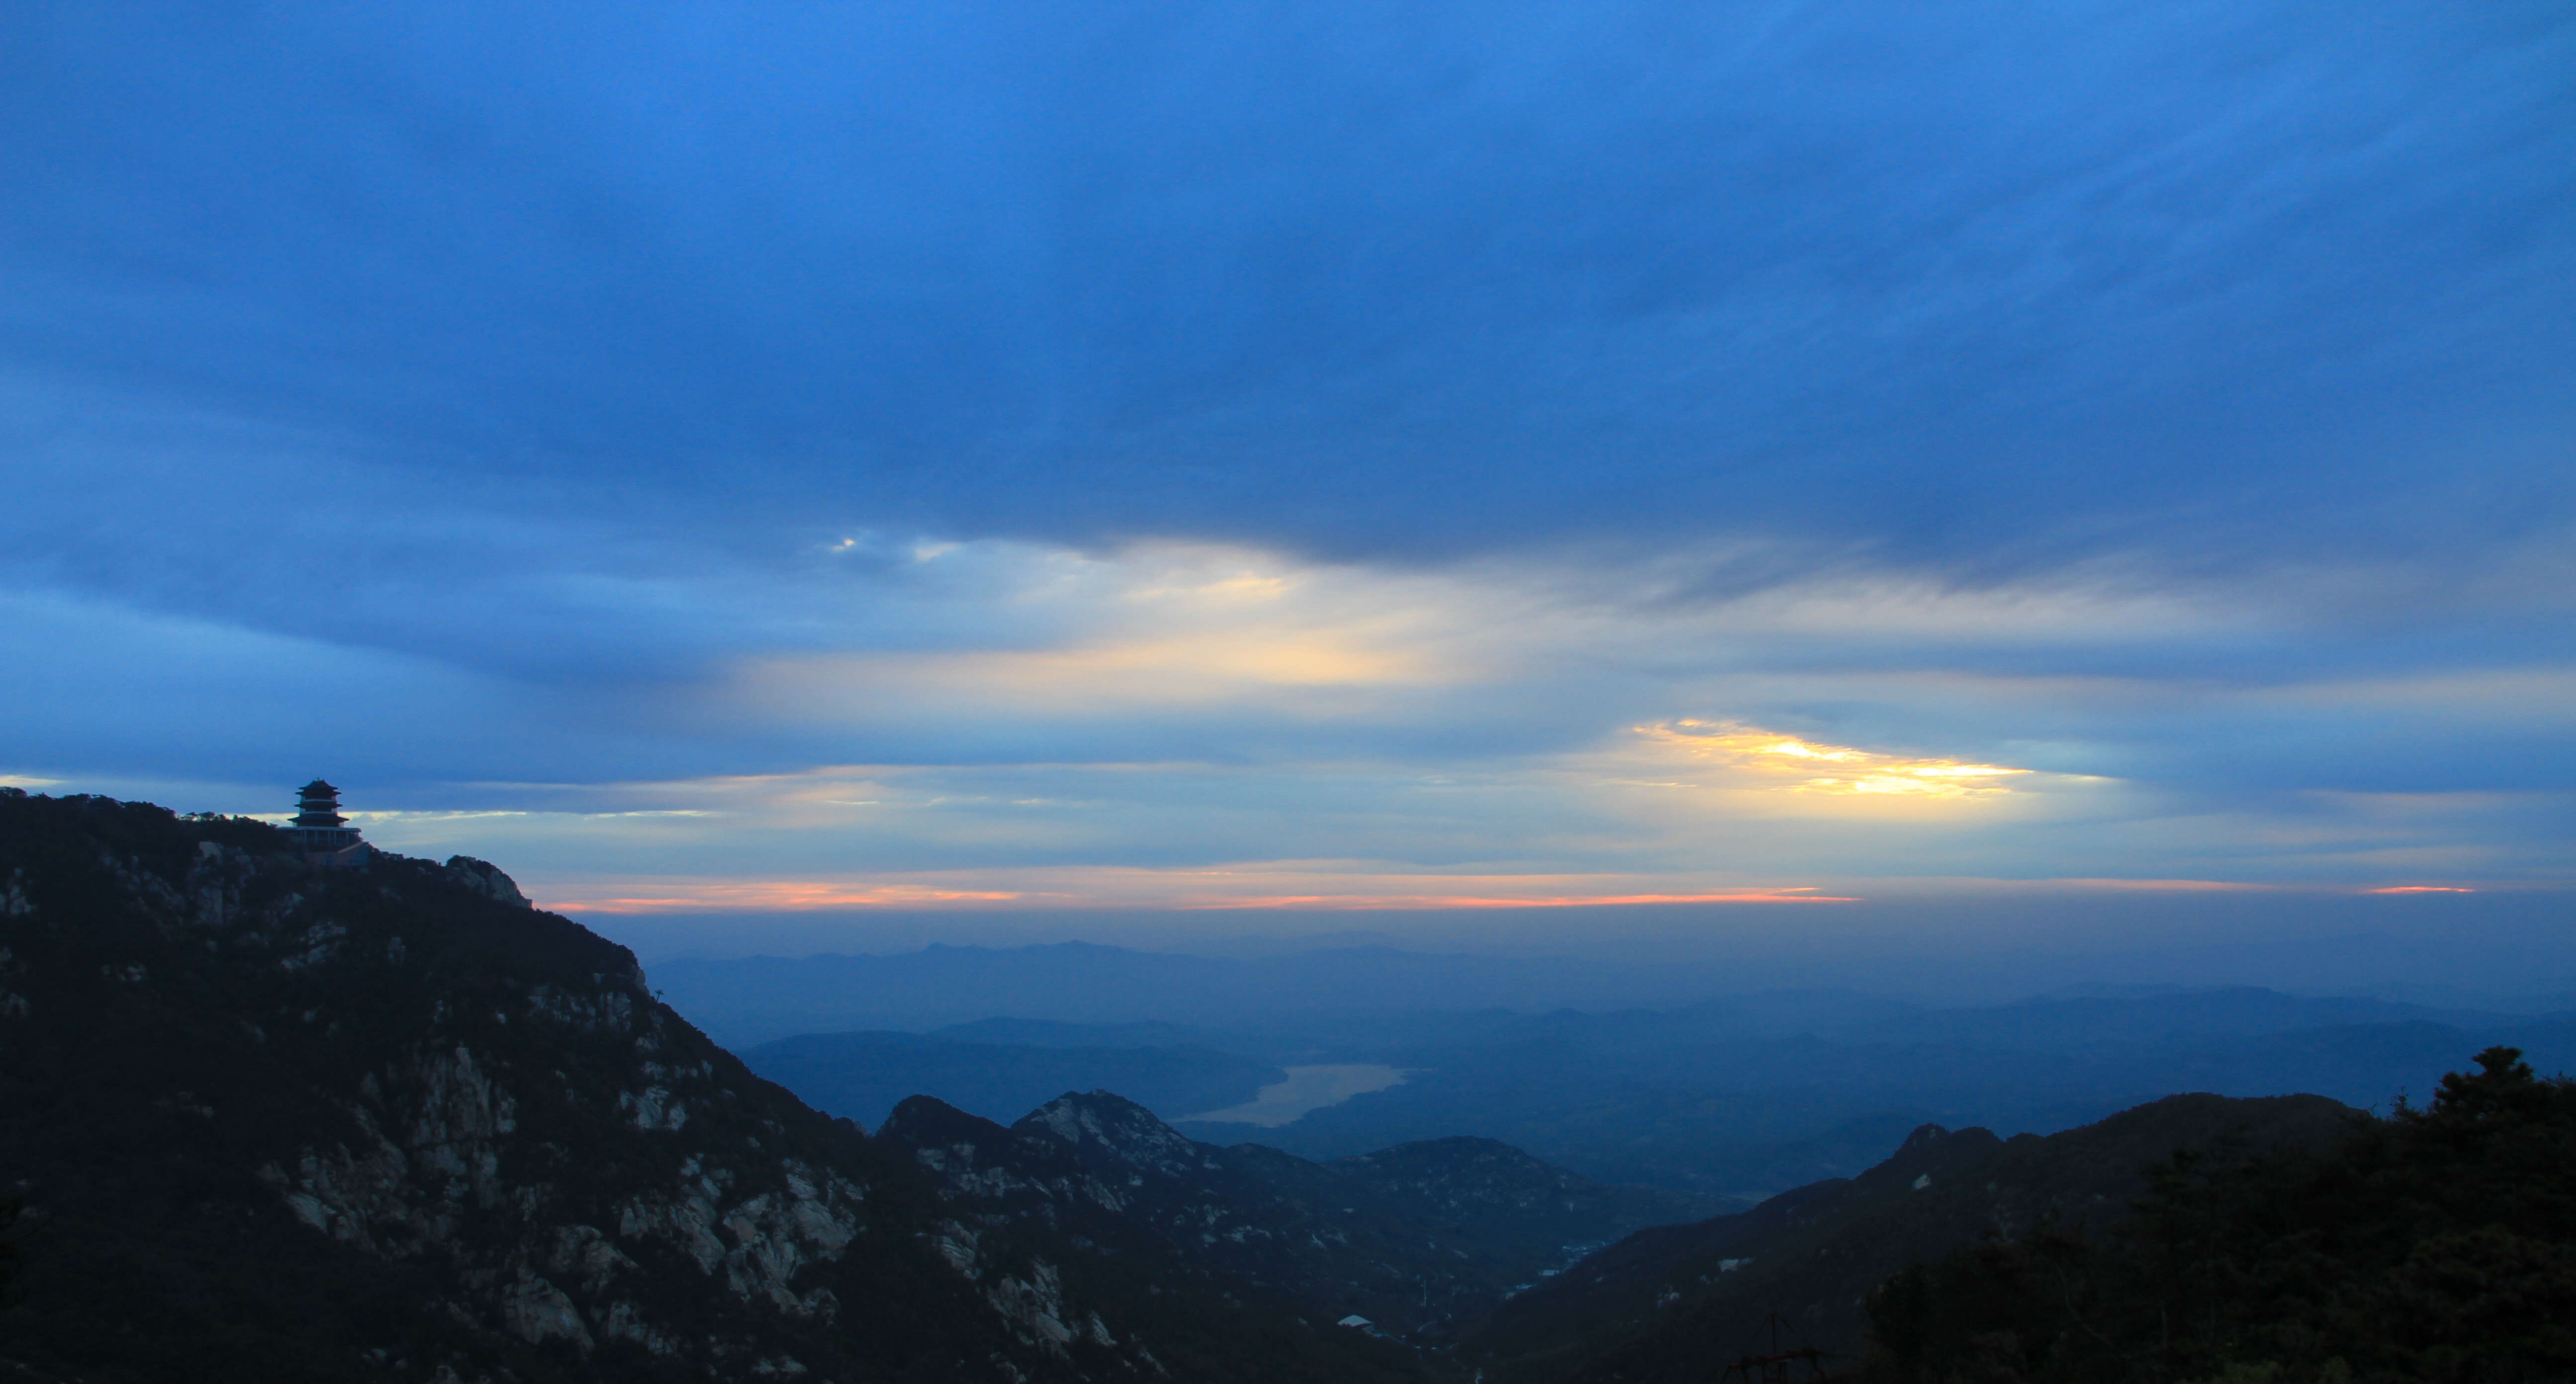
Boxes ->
[2,1,2568,569]
[1,3,2571,931]
[1631,720,2039,797]
[6,521,2570,901]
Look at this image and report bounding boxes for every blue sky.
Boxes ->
[3,2,2571,948]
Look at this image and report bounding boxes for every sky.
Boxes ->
[3,2,2571,965]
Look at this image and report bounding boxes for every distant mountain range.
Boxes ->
[740,1029,1286,1128]
[1172,996,2576,1198]
[648,942,2576,1051]
[648,943,1793,1046]
[675,944,2576,1202]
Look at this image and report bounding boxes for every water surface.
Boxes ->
[1177,1064,1408,1127]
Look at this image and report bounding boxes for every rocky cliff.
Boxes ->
[0,791,1425,1384]
[878,1089,1700,1344]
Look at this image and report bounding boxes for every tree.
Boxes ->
[1860,1047,2576,1383]
[0,1196,20,1321]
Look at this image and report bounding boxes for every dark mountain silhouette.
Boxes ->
[0,791,1429,1383]
[740,1030,1285,1127]
[1856,1046,2576,1382]
[1174,994,2574,1198]
[878,1090,1708,1344]
[665,946,2574,1203]
[932,1018,1217,1050]
[1461,1091,2356,1382]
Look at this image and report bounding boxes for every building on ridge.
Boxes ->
[287,778,371,866]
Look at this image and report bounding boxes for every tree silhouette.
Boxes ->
[1860,1046,2576,1383]
[0,1196,20,1320]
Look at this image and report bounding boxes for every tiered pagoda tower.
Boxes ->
[286,778,366,858]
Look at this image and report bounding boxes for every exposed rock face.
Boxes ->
[0,792,1429,1384]
[879,1089,1701,1343]
[443,855,531,909]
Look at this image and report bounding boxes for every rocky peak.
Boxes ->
[880,1092,1015,1150]
[1859,1122,2004,1195]
[881,1088,1710,1347]
[442,855,530,909]
[1014,1090,1211,1178]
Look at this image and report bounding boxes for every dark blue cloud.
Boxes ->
[5,0,2568,572]
[4,2,2573,902]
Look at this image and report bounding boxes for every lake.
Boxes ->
[1177,1064,1409,1127]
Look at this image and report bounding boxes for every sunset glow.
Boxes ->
[530,865,1860,914]
[1635,721,2035,797]
[2,0,2565,956]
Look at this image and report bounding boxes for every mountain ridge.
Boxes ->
[0,790,1429,1382]
[876,1088,1710,1345]
[1460,1091,2359,1381]
[741,1030,1285,1129]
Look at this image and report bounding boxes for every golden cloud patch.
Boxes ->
[1637,720,2031,797]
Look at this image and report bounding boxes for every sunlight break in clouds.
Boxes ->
[1634,721,2034,797]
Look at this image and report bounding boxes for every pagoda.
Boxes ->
[286,778,369,863]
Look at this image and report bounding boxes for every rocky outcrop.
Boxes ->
[0,791,1425,1384]
[881,1089,1701,1344]
[443,855,530,908]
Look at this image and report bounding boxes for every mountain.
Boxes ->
[660,943,2575,1204]
[0,791,1429,1383]
[876,1090,1714,1344]
[646,946,1774,1047]
[740,1030,1283,1127]
[1460,1091,2357,1382]
[1172,993,2576,1198]
[1857,1047,2576,1381]
[1848,986,2503,1048]
[932,1019,1217,1051]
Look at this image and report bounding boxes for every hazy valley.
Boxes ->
[678,944,2576,1203]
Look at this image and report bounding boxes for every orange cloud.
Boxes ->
[531,864,1857,914]
[551,881,1031,913]
[1179,889,1858,910]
